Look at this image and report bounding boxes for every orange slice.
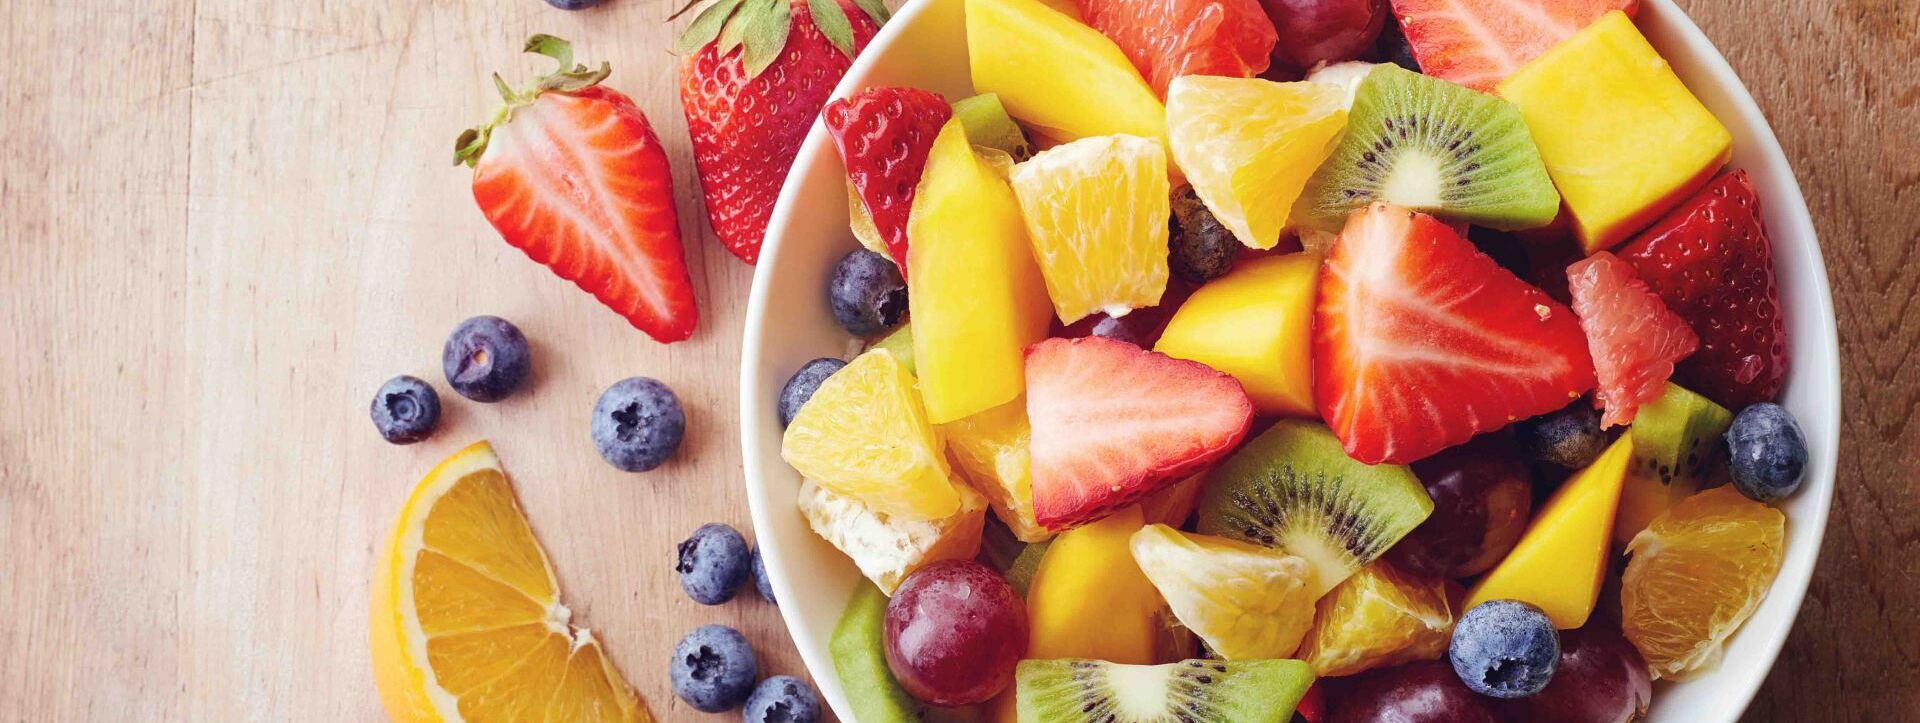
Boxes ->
[1620,485,1785,680]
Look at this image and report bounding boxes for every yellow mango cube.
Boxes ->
[1498,10,1731,253]
[1155,253,1321,417]
[966,0,1165,143]
[1466,435,1634,628]
[939,397,1050,543]
[908,119,1055,424]
[1025,506,1165,662]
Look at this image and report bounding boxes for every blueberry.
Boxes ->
[1726,403,1807,503]
[370,375,441,444]
[778,358,847,427]
[743,675,822,723]
[1169,186,1236,284]
[1449,599,1560,699]
[442,316,532,402]
[541,0,607,9]
[751,545,777,604]
[828,249,908,337]
[1514,401,1605,469]
[591,377,685,472]
[670,624,758,712]
[677,523,751,605]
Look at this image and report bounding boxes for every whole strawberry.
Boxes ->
[1618,170,1787,408]
[456,36,698,343]
[823,87,953,274]
[676,0,887,264]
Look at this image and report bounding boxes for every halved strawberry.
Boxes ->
[1077,0,1277,96]
[1617,170,1787,409]
[1567,251,1698,428]
[1025,336,1253,530]
[458,36,698,342]
[1315,203,1595,465]
[823,87,952,274]
[1389,0,1638,92]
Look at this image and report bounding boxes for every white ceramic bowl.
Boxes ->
[740,0,1841,719]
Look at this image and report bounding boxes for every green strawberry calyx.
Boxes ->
[671,0,888,79]
[453,35,611,168]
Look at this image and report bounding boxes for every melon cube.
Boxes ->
[1155,252,1320,417]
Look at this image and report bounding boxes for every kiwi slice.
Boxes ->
[952,93,1033,161]
[1293,64,1560,232]
[831,582,979,723]
[1614,382,1734,544]
[1196,420,1433,597]
[1016,658,1312,723]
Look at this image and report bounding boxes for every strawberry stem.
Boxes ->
[454,35,613,167]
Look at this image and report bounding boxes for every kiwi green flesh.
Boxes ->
[832,582,980,723]
[1294,64,1560,232]
[1615,382,1734,542]
[1016,658,1313,723]
[953,93,1033,161]
[1196,420,1434,598]
[1004,538,1051,597]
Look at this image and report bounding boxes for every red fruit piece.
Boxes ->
[1260,0,1386,73]
[1077,0,1277,96]
[1024,336,1253,530]
[1567,251,1698,428]
[459,36,699,343]
[1315,203,1595,465]
[1617,170,1787,409]
[1389,0,1638,92]
[824,87,953,274]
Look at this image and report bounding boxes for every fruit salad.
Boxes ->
[777,0,1806,720]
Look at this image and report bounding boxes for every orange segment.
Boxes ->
[1297,561,1453,677]
[1165,76,1347,249]
[1009,134,1171,325]
[1620,485,1785,680]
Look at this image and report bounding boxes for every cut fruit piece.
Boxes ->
[1165,76,1348,250]
[1567,251,1698,428]
[1010,134,1172,324]
[1613,382,1734,545]
[1130,524,1318,660]
[798,478,987,594]
[826,87,954,273]
[1293,64,1559,233]
[833,582,979,723]
[908,119,1056,424]
[782,348,961,519]
[940,397,1050,543]
[1025,507,1166,663]
[849,180,889,258]
[1139,472,1209,528]
[868,323,916,375]
[1015,658,1314,723]
[1622,485,1785,680]
[1075,0,1278,96]
[370,442,651,723]
[953,93,1034,161]
[1196,420,1433,598]
[1155,252,1320,417]
[1465,434,1633,629]
[1389,0,1638,92]
[966,0,1167,142]
[1005,539,1053,596]
[1314,203,1595,465]
[1296,560,1453,677]
[1497,10,1732,253]
[1025,337,1254,530]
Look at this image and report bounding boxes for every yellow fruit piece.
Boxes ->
[1130,524,1318,660]
[1622,485,1784,680]
[370,442,650,723]
[1297,561,1453,677]
[965,0,1166,143]
[1166,76,1348,249]
[908,119,1055,424]
[1466,435,1633,628]
[940,397,1050,543]
[1497,10,1732,253]
[1155,252,1320,417]
[798,478,987,594]
[1010,134,1172,325]
[868,323,916,375]
[1138,472,1208,528]
[848,180,888,258]
[782,348,961,519]
[1026,507,1165,663]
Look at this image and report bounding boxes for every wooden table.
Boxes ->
[1,0,1913,720]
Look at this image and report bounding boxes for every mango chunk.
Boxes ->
[1497,11,1731,253]
[965,0,1165,143]
[908,119,1054,423]
[1025,506,1165,662]
[1155,253,1320,417]
[1466,435,1634,628]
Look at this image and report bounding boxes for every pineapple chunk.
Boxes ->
[799,478,987,595]
[965,0,1165,143]
[940,397,1050,543]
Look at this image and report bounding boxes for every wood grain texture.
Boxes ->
[0,0,1913,721]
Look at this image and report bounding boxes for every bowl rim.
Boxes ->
[739,0,1842,719]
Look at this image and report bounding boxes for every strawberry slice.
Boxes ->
[1077,0,1277,96]
[1389,0,1638,92]
[1025,336,1252,530]
[1617,170,1787,409]
[1315,203,1595,465]
[1567,252,1698,428]
[458,36,698,342]
[823,87,952,274]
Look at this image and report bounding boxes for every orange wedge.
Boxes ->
[370,442,650,723]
